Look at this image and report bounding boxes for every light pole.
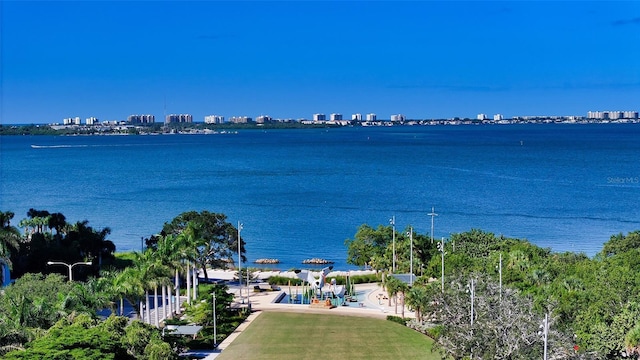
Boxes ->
[407,227,413,286]
[247,265,251,309]
[212,292,217,348]
[389,216,396,273]
[47,261,92,281]
[470,279,475,326]
[468,278,475,359]
[542,313,549,360]
[499,253,503,301]
[437,237,445,292]
[238,221,243,303]
[427,207,438,244]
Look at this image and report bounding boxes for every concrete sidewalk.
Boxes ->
[178,282,414,359]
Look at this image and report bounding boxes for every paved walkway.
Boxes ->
[171,279,415,359]
[184,282,416,359]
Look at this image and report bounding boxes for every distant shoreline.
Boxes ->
[1,120,639,136]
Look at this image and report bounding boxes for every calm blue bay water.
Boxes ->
[1,124,639,270]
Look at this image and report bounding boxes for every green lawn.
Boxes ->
[216,311,441,360]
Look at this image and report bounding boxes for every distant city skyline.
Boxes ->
[2,1,639,124]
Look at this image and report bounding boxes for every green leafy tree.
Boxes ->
[156,211,243,281]
[601,230,640,258]
[345,224,391,269]
[3,314,177,360]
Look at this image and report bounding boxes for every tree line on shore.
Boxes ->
[3,206,640,358]
[0,209,248,358]
[345,224,640,359]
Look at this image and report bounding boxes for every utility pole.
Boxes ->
[427,207,438,244]
[408,227,413,286]
[390,216,396,273]
[543,313,549,360]
[238,221,243,303]
[212,292,217,348]
[499,253,503,301]
[437,237,445,291]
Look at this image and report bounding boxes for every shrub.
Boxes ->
[267,276,302,286]
[406,319,439,338]
[386,315,410,325]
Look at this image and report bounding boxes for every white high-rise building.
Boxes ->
[165,114,193,124]
[390,114,406,122]
[229,116,252,123]
[256,115,272,123]
[330,113,342,121]
[366,113,377,121]
[128,115,155,124]
[313,114,326,121]
[477,114,488,120]
[493,114,504,121]
[86,117,98,125]
[352,113,362,121]
[204,115,225,124]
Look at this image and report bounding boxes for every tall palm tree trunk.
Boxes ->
[395,295,398,314]
[139,301,144,322]
[192,266,197,301]
[154,287,159,326]
[162,285,167,320]
[186,262,191,305]
[145,291,151,324]
[167,285,173,318]
[175,269,181,315]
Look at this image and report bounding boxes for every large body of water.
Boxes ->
[1,124,639,270]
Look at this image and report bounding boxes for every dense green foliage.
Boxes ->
[1,208,251,358]
[150,211,244,282]
[346,225,640,359]
[3,314,175,359]
[6,208,115,279]
[0,273,123,356]
[0,122,340,136]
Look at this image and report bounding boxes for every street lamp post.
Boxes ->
[407,227,413,286]
[499,253,503,301]
[212,292,217,348]
[389,216,396,273]
[427,207,438,244]
[238,221,243,303]
[542,313,549,360]
[437,237,445,292]
[47,261,92,281]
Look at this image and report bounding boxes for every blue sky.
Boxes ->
[1,1,639,124]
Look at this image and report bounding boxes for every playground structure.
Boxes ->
[286,267,358,307]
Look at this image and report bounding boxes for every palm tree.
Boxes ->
[0,211,21,272]
[385,275,403,315]
[172,223,199,306]
[405,285,430,323]
[47,212,67,236]
[397,282,409,318]
[154,232,196,316]
[113,266,145,320]
[69,220,114,269]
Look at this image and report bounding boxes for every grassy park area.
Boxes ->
[216,311,440,360]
